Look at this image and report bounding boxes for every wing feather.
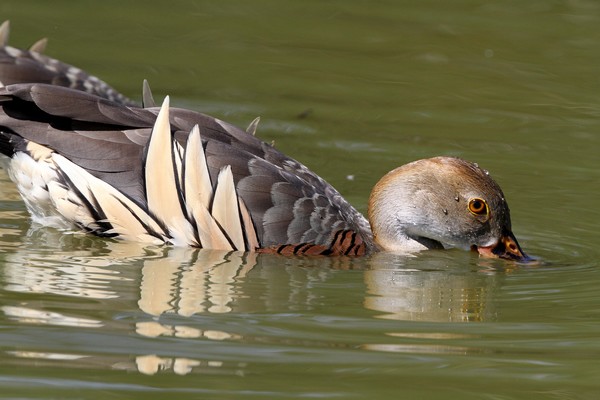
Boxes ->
[183,124,233,250]
[212,166,245,250]
[239,197,259,251]
[0,79,374,251]
[144,96,195,246]
[184,125,213,211]
[51,153,166,244]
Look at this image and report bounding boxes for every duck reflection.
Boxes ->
[1,229,256,375]
[1,224,507,374]
[364,252,504,322]
[134,248,250,351]
[360,252,506,355]
[137,249,256,317]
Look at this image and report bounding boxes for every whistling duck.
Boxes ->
[0,21,527,260]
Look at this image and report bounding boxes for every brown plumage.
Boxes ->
[0,21,529,260]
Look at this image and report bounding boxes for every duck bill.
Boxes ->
[476,231,530,262]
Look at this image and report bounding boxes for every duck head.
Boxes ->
[368,157,528,261]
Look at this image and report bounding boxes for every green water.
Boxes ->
[1,1,599,399]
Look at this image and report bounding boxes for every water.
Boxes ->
[1,1,599,399]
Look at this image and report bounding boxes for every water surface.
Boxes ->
[1,1,599,399]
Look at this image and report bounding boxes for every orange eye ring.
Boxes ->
[468,198,489,216]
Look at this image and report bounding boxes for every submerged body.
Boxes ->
[0,21,527,260]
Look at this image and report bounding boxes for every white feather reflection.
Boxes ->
[137,249,255,317]
[131,249,254,376]
[0,228,257,375]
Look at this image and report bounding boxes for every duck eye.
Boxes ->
[468,198,489,216]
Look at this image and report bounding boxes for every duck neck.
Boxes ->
[368,177,431,253]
